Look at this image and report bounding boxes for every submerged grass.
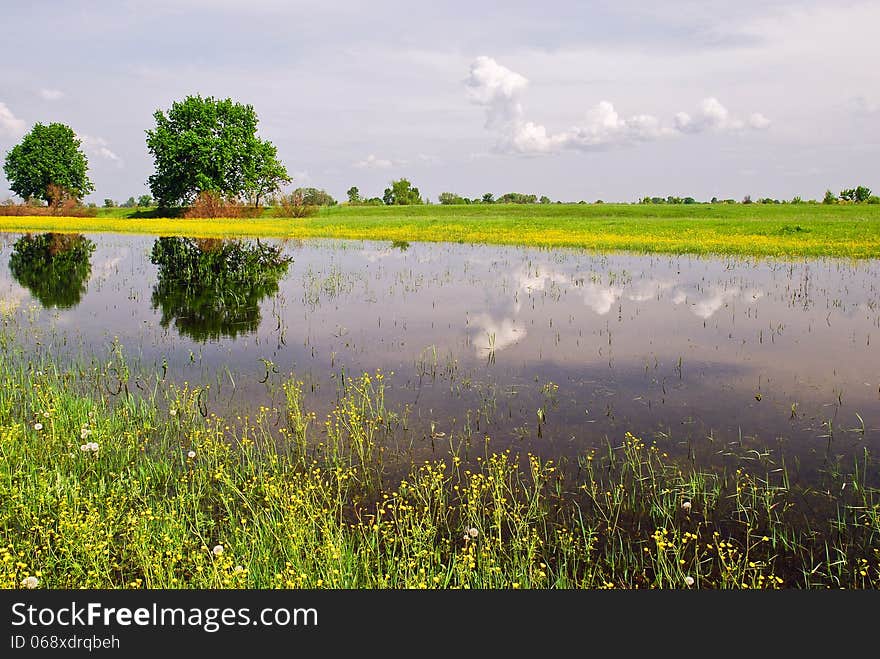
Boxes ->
[0,343,878,589]
[2,203,880,258]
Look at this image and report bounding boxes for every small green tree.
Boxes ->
[293,187,337,206]
[482,193,495,204]
[346,186,361,204]
[497,192,537,204]
[438,192,466,205]
[823,189,837,204]
[855,185,872,203]
[383,178,423,205]
[137,195,153,207]
[103,199,116,208]
[3,123,94,204]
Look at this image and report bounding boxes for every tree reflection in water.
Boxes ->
[150,237,291,341]
[9,233,96,309]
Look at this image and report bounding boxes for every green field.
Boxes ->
[2,202,880,258]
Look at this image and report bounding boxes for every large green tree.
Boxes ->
[3,123,94,204]
[149,237,291,341]
[145,95,289,207]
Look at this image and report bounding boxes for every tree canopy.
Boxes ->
[3,123,94,204]
[383,179,423,205]
[145,95,289,207]
[9,233,95,308]
[150,237,291,341]
[292,187,337,206]
[496,192,537,204]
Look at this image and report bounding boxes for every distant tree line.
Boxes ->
[435,192,552,205]
[637,186,879,205]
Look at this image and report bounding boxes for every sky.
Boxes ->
[0,0,878,204]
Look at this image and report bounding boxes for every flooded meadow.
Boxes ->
[2,232,878,486]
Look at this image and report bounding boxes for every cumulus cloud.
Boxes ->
[673,285,763,320]
[626,278,676,302]
[0,102,26,138]
[465,55,528,129]
[512,264,624,315]
[466,57,770,155]
[80,134,123,166]
[39,88,64,101]
[580,282,623,315]
[354,153,397,169]
[470,313,525,354]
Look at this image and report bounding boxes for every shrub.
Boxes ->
[0,186,97,217]
[273,191,318,218]
[184,191,244,218]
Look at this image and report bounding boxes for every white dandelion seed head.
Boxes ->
[80,428,91,439]
[87,442,99,452]
[187,450,196,459]
[212,544,224,556]
[682,501,692,511]
[21,576,39,589]
[33,423,43,431]
[233,565,245,573]
[467,527,479,538]
[80,444,89,452]
[685,576,695,587]
[169,409,177,416]
[42,412,50,418]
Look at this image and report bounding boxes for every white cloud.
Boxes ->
[0,102,26,138]
[39,88,65,101]
[354,153,396,169]
[0,277,29,315]
[512,264,624,315]
[673,285,764,319]
[627,278,676,302]
[580,281,623,315]
[470,313,525,354]
[464,55,528,129]
[80,134,123,166]
[747,112,771,129]
[851,96,879,114]
[467,57,770,155]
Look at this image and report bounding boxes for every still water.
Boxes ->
[1,232,878,481]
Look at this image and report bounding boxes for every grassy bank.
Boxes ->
[1,346,877,589]
[1,203,880,258]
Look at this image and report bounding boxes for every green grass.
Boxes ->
[2,203,880,258]
[1,340,878,589]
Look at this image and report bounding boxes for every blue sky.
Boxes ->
[1,0,877,203]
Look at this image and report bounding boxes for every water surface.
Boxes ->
[1,232,878,482]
